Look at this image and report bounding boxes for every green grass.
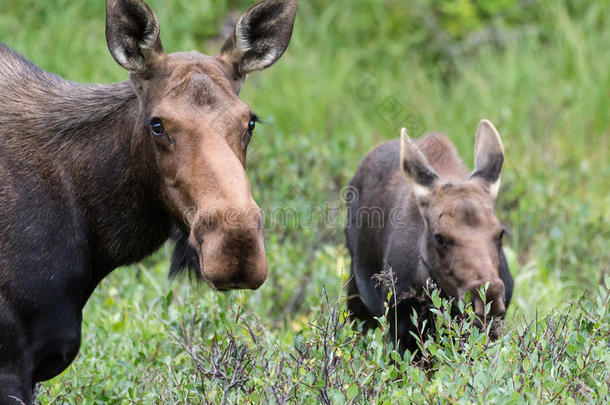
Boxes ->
[1,0,609,403]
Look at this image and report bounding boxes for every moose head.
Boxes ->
[105,0,298,290]
[400,120,507,318]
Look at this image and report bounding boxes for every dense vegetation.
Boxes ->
[1,0,608,403]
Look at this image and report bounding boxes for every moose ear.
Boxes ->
[218,0,298,78]
[469,120,505,199]
[401,128,439,201]
[106,0,164,75]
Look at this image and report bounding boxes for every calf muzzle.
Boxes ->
[467,278,506,319]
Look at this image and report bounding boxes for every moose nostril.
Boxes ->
[195,228,204,246]
[188,225,205,248]
[492,298,506,317]
[472,297,485,315]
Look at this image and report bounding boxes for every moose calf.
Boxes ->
[345,120,514,353]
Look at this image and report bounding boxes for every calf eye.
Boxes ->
[150,118,164,136]
[433,233,446,247]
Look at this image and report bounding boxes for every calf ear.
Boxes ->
[218,0,298,78]
[106,0,164,75]
[469,120,505,199]
[401,128,439,201]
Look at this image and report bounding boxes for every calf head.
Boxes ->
[105,0,298,289]
[400,120,507,318]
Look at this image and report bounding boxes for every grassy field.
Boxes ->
[1,0,609,403]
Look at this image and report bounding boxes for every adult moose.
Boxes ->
[345,121,514,354]
[0,0,297,402]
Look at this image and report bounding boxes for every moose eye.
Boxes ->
[247,116,257,135]
[150,118,164,136]
[433,233,446,247]
[499,228,506,241]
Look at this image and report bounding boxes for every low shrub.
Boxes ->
[168,276,609,404]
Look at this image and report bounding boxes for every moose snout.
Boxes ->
[190,205,268,290]
[466,278,506,318]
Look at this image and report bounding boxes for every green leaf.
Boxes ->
[346,384,359,400]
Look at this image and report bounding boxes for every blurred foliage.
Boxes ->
[1,0,609,402]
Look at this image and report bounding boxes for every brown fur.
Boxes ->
[416,132,469,180]
[345,123,514,354]
[0,0,298,402]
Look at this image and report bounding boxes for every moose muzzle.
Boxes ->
[466,278,506,319]
[190,203,268,290]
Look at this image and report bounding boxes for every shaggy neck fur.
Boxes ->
[0,44,171,293]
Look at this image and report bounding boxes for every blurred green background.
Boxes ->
[1,0,608,402]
